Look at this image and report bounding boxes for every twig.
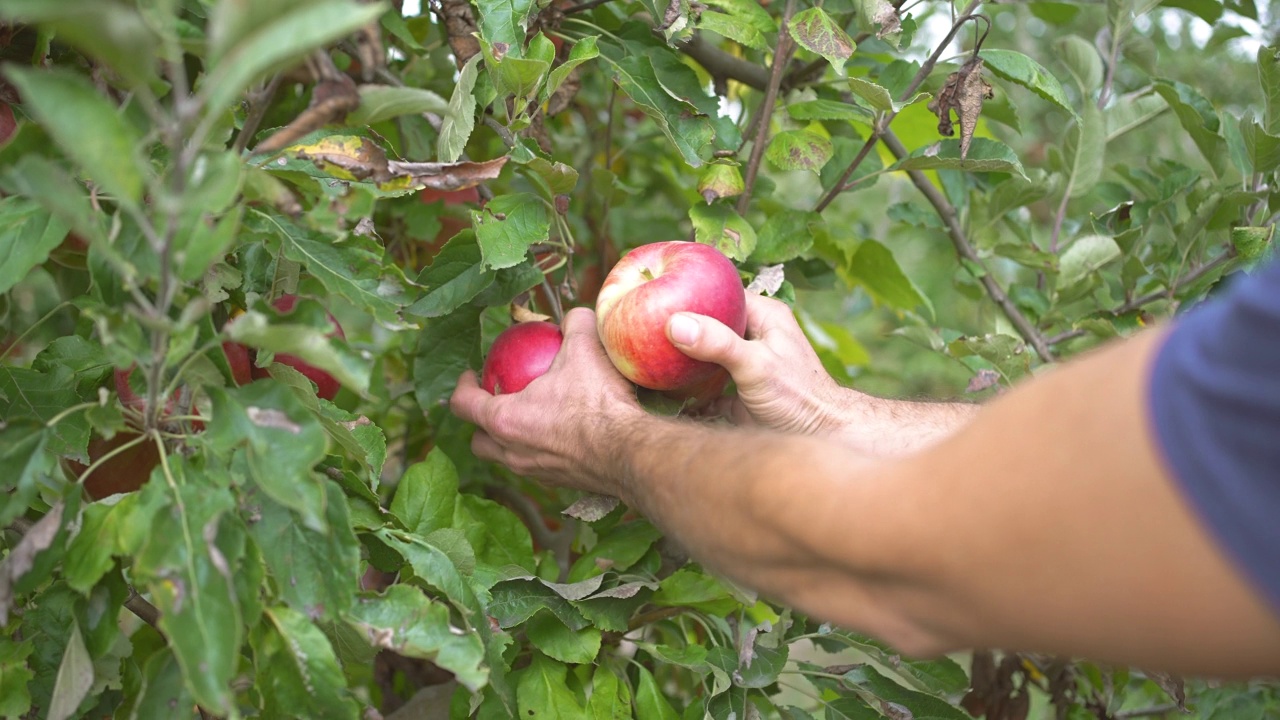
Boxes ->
[1097,28,1122,110]
[125,588,164,630]
[678,34,771,92]
[736,0,799,217]
[1047,249,1237,346]
[1116,703,1182,719]
[627,606,686,631]
[881,129,1055,362]
[563,0,614,14]
[233,75,283,154]
[482,116,517,148]
[813,0,982,213]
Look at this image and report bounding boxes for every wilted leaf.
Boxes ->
[690,203,757,261]
[746,265,786,296]
[562,493,620,522]
[856,0,901,38]
[789,7,856,75]
[927,56,994,159]
[0,503,63,626]
[766,129,834,173]
[698,163,745,204]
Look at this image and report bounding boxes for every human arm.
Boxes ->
[667,293,977,456]
[451,309,1280,676]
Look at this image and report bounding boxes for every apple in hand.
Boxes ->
[481,321,564,395]
[595,241,746,393]
[251,294,345,401]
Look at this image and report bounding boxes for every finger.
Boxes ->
[667,312,758,378]
[744,293,800,339]
[470,429,507,464]
[449,370,494,426]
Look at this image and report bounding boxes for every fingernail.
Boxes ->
[668,314,700,345]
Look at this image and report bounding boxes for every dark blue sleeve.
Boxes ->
[1149,258,1280,615]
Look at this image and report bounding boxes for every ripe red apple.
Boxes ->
[595,241,745,392]
[115,365,178,417]
[223,340,254,386]
[252,294,345,401]
[61,431,162,500]
[0,101,15,148]
[481,321,563,395]
[419,186,480,205]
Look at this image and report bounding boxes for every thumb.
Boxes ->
[667,313,751,375]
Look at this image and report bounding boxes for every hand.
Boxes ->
[666,293,846,436]
[667,294,978,456]
[450,308,646,496]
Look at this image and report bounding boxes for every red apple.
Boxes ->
[0,101,15,148]
[62,431,161,500]
[252,294,345,401]
[481,321,563,395]
[419,186,480,205]
[115,365,177,417]
[223,340,254,386]
[595,241,745,392]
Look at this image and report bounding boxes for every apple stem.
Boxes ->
[640,267,655,281]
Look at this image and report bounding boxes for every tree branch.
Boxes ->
[881,129,1055,362]
[1046,249,1237,346]
[736,0,799,216]
[813,0,983,213]
[678,33,771,92]
[1116,703,1182,719]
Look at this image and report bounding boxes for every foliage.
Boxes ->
[0,0,1276,718]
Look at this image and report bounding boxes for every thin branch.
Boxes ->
[563,0,614,14]
[1097,29,1122,110]
[881,129,1055,362]
[736,0,799,216]
[125,588,164,630]
[233,75,283,154]
[813,0,982,213]
[1116,703,1182,719]
[678,34,771,92]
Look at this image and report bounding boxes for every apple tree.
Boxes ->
[0,0,1277,718]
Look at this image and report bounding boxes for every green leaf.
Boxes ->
[652,568,741,615]
[1151,79,1226,175]
[766,129,834,174]
[472,193,550,270]
[64,497,138,594]
[255,210,412,328]
[893,137,1028,179]
[376,528,479,613]
[483,39,551,102]
[980,49,1079,125]
[0,637,34,718]
[525,610,602,664]
[349,84,450,125]
[244,479,361,622]
[840,664,971,720]
[787,99,872,123]
[476,0,537,56]
[0,0,157,88]
[407,231,496,318]
[1057,234,1121,290]
[698,9,768,50]
[517,653,588,719]
[455,494,537,575]
[230,307,371,402]
[46,622,92,720]
[568,521,663,582]
[846,76,928,114]
[752,210,818,264]
[1105,93,1168,141]
[0,154,104,245]
[1055,34,1103,92]
[346,585,488,691]
[0,366,88,459]
[440,54,482,163]
[413,305,482,411]
[1232,226,1274,261]
[1241,116,1280,173]
[690,203,757,262]
[1259,44,1280,136]
[843,239,930,312]
[1065,100,1105,197]
[789,8,855,75]
[130,468,241,715]
[114,648,194,720]
[488,577,590,630]
[544,36,600,103]
[587,665,632,719]
[633,663,680,720]
[256,606,360,720]
[0,197,67,295]
[698,163,745,204]
[206,382,330,528]
[203,0,385,119]
[390,448,461,536]
[602,53,714,167]
[4,67,146,205]
[521,157,581,197]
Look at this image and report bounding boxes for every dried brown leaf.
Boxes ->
[254,72,362,155]
[389,156,508,191]
[926,56,993,159]
[437,0,481,68]
[562,493,620,522]
[0,504,64,625]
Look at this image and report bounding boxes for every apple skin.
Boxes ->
[115,366,177,417]
[595,241,745,392]
[481,321,564,395]
[61,431,162,500]
[223,340,254,386]
[252,294,346,401]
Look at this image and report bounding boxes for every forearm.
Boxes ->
[828,388,979,457]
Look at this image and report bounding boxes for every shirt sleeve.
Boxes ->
[1149,258,1280,615]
